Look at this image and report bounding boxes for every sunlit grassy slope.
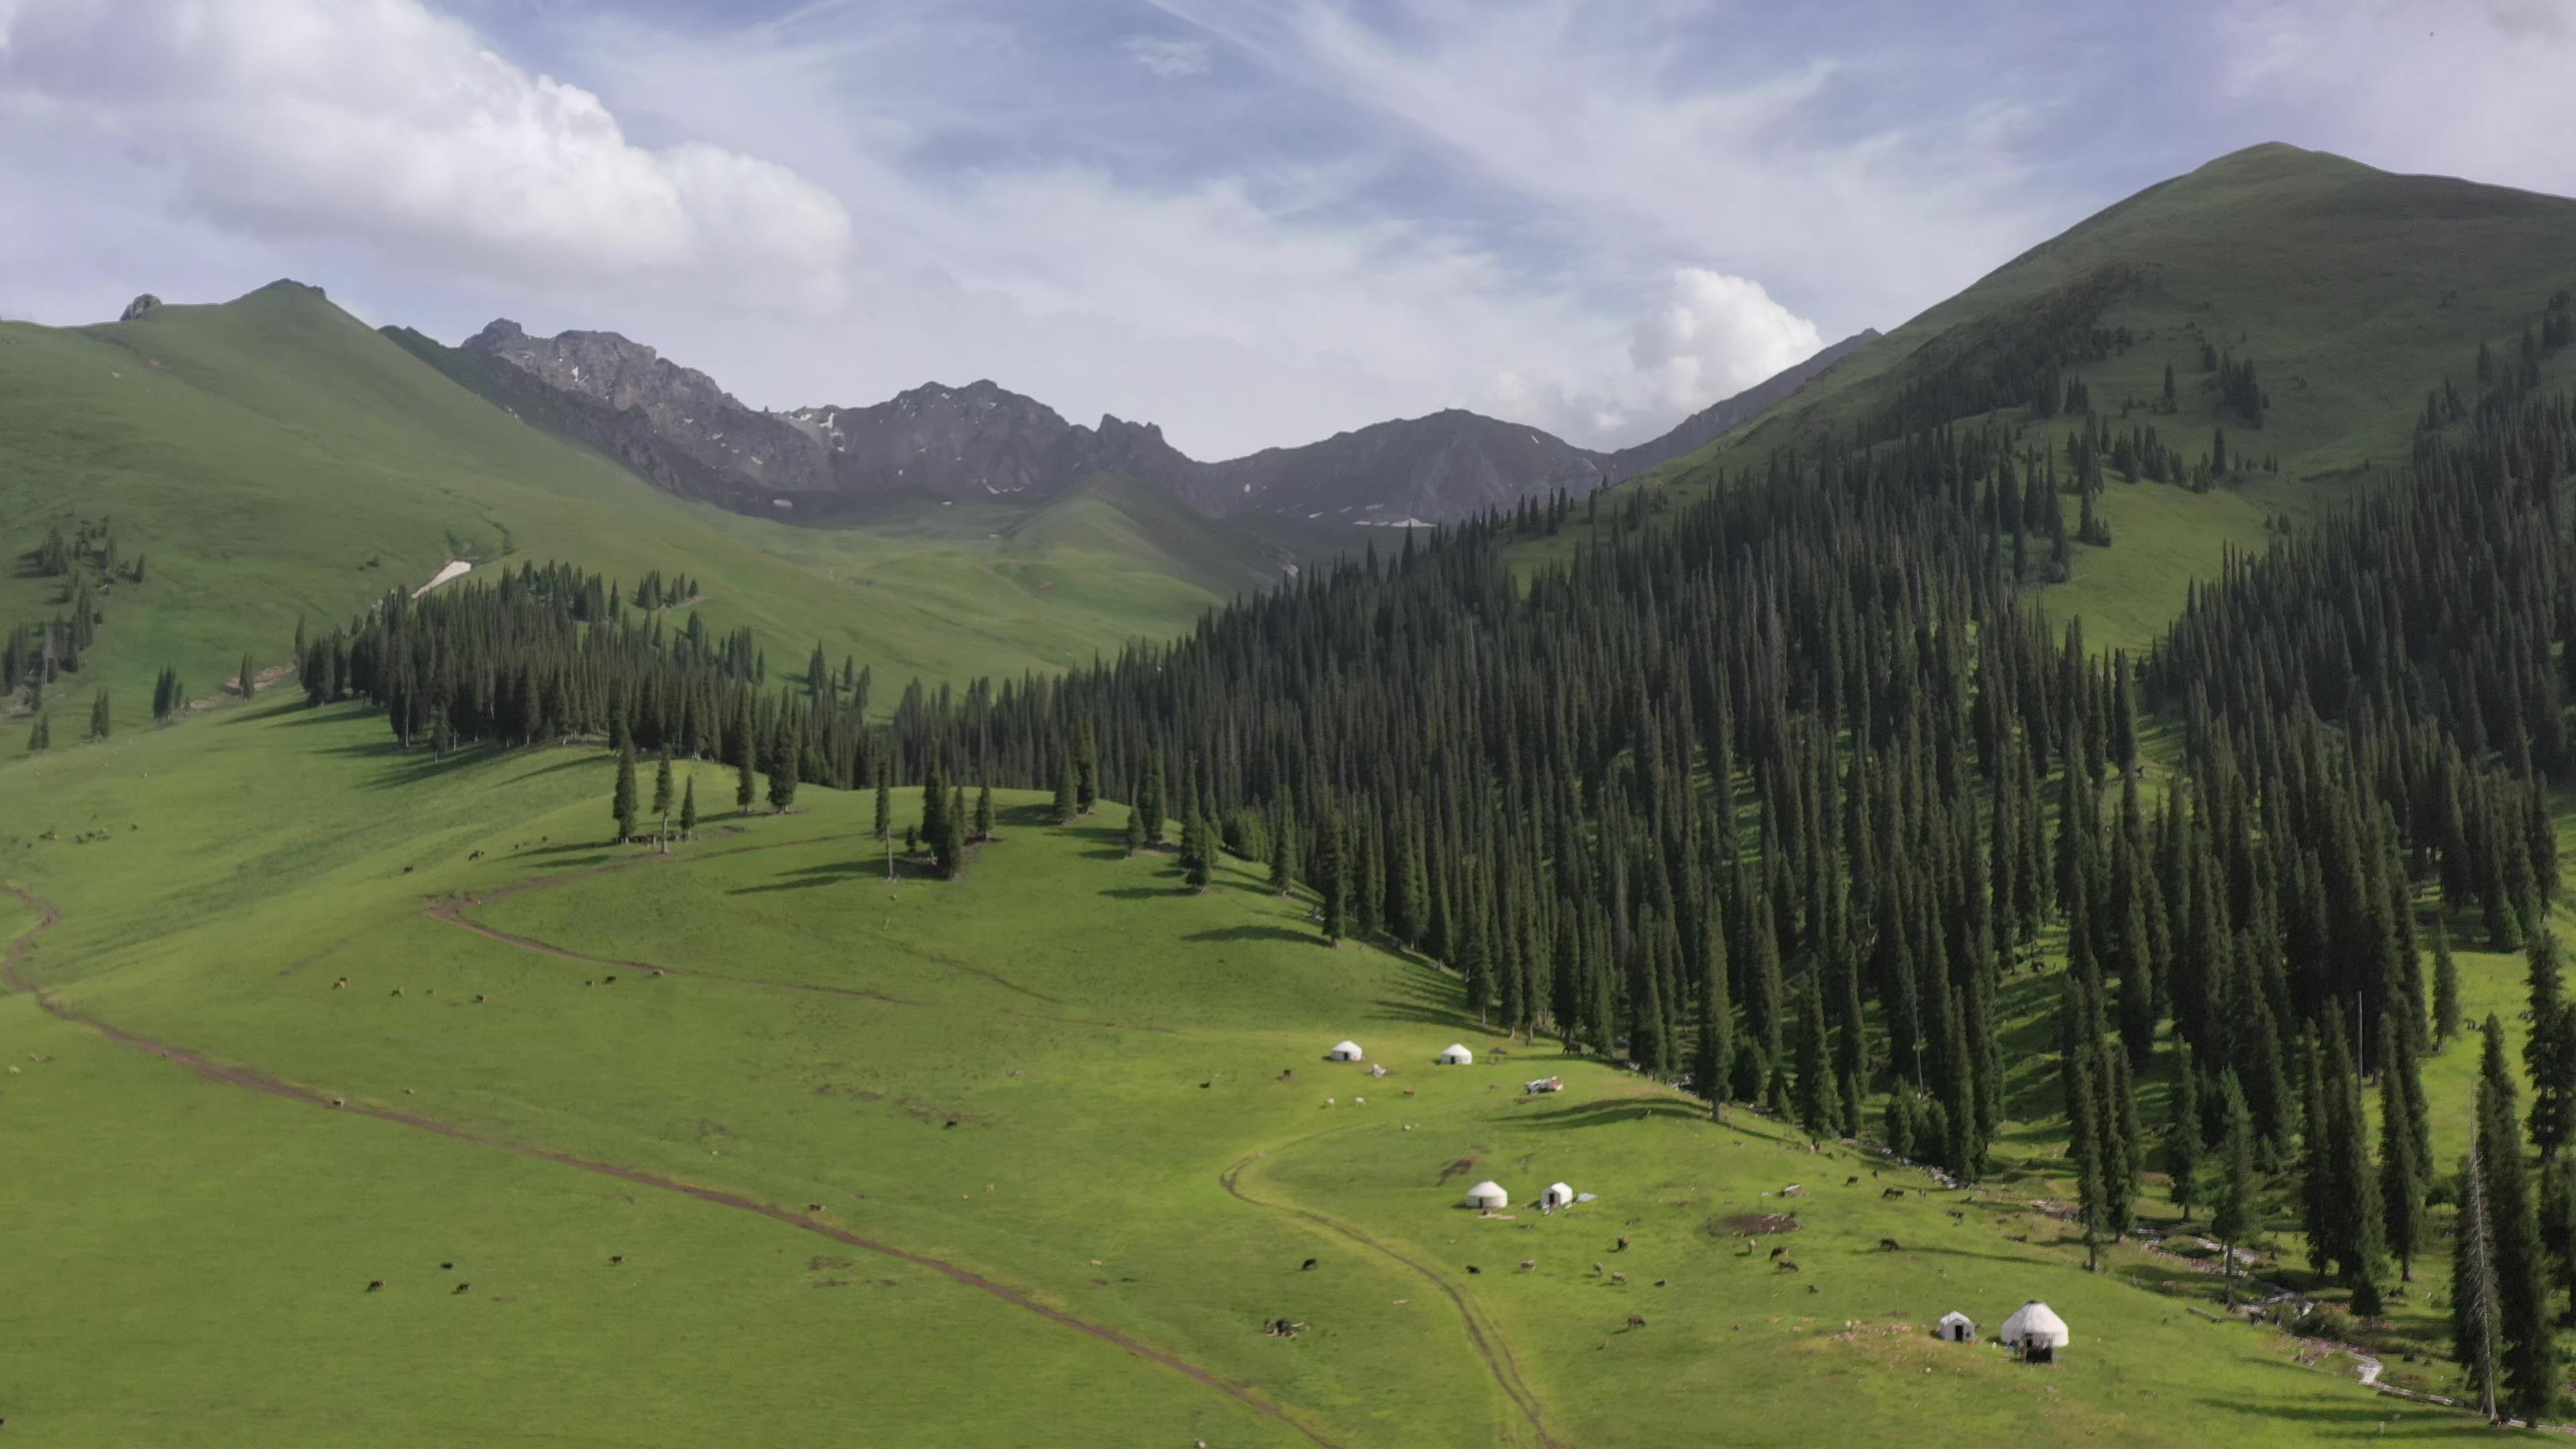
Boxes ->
[3,694,2552,1445]
[0,282,1287,716]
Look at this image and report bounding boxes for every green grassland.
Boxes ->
[0,282,1293,718]
[1,692,2550,1444]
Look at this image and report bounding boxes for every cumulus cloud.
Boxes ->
[1627,268,1823,420]
[1122,35,1213,77]
[0,0,851,307]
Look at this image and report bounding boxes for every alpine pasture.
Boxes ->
[0,695,2528,1445]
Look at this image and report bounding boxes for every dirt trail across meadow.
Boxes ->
[1222,1140,1563,1449]
[0,881,1340,1449]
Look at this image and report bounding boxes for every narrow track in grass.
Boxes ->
[1,882,1342,1449]
[1221,1139,1563,1449]
[424,828,1169,1032]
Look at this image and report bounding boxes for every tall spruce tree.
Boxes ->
[1269,788,1297,896]
[974,784,995,843]
[238,651,256,698]
[2476,1014,2557,1419]
[1792,967,1833,1140]
[1318,812,1347,946]
[678,776,698,839]
[2168,1040,2202,1221]
[2456,1140,2506,1424]
[873,775,893,840]
[2212,1071,2259,1307]
[1695,911,1734,1120]
[2377,1016,2427,1283]
[612,743,639,843]
[87,688,109,741]
[2434,924,2463,1046]
[2070,1049,2108,1273]
[1052,753,1077,822]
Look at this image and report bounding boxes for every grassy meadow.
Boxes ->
[1,690,2551,1445]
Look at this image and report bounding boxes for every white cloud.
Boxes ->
[0,0,851,308]
[1627,268,1823,419]
[2218,0,2576,197]
[1122,35,1212,77]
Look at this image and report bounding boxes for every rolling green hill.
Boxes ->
[1554,144,2576,652]
[0,282,1290,724]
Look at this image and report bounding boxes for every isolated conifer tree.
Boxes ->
[1791,967,1833,1139]
[238,651,256,698]
[974,784,994,842]
[1138,750,1167,847]
[936,787,965,878]
[873,775,892,840]
[25,714,46,753]
[678,777,698,840]
[1185,810,1214,892]
[1318,813,1347,946]
[922,757,950,849]
[767,729,800,813]
[1052,753,1077,822]
[1695,913,1734,1119]
[2070,1049,2107,1273]
[2212,1071,2259,1307]
[2378,1017,2426,1283]
[2538,1155,2576,1328]
[2168,1040,2202,1220]
[1073,718,1099,814]
[2434,924,2463,1046]
[734,751,755,814]
[87,688,109,741]
[652,751,674,819]
[612,743,638,843]
[2476,1014,2559,1419]
[1268,789,1297,895]
[1122,802,1143,855]
[2456,1140,2505,1424]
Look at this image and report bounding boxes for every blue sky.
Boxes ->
[3,0,2571,457]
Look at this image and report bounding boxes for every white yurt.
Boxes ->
[1935,1310,1977,1343]
[1439,1044,1475,1065]
[1463,1180,1509,1210]
[1998,1301,2069,1362]
[1330,1040,1364,1061]
[1540,1182,1575,1210]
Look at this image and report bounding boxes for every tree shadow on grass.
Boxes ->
[1098,885,1193,901]
[1513,1097,1715,1130]
[1184,924,1318,947]
[727,861,880,896]
[221,698,313,725]
[364,744,515,790]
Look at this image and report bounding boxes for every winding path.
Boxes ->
[0,883,1340,1449]
[1222,1140,1564,1449]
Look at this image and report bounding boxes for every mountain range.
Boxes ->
[390,315,1876,528]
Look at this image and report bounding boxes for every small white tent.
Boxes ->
[1935,1311,1977,1343]
[1439,1044,1475,1065]
[1330,1040,1364,1061]
[1464,1180,1509,1210]
[1999,1301,2069,1362]
[1540,1182,1575,1210]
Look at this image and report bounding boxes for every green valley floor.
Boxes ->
[0,698,2542,1444]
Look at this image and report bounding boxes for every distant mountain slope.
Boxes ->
[1705,144,2576,480]
[0,282,1285,714]
[412,319,1866,527]
[1566,143,2576,653]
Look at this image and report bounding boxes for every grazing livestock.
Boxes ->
[807,1203,824,1212]
[1882,1187,1907,1199]
[1845,1176,1859,1186]
[1654,1279,1668,1287]
[1301,1258,1318,1271]
[474,994,488,1004]
[1774,1258,1800,1273]
[1611,1272,1627,1285]
[1879,1238,1902,1252]
[441,1262,453,1270]
[366,1279,384,1292]
[1946,1207,1966,1222]
[1615,1236,1629,1252]
[1768,1245,1787,1260]
[454,1283,472,1294]
[1520,1259,1538,1271]
[1466,1265,1482,1275]
[390,987,403,997]
[1591,1262,1605,1276]
[1625,1314,1647,1330]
